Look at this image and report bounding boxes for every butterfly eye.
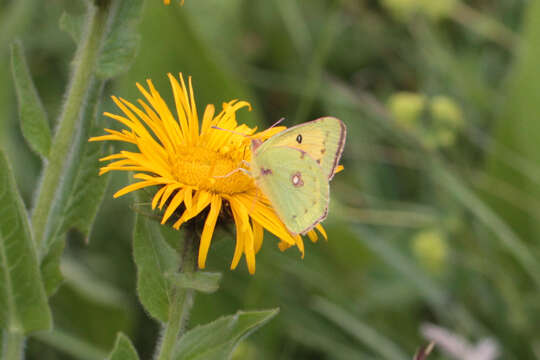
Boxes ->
[296,134,302,144]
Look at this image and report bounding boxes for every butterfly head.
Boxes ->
[251,138,263,153]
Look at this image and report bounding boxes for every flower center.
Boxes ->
[171,146,255,194]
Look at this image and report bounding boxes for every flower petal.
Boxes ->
[161,189,185,224]
[198,195,222,269]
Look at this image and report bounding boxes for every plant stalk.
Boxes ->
[31,3,109,258]
[156,231,198,360]
[2,331,24,360]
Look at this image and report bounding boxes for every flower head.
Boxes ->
[164,0,184,5]
[90,73,326,274]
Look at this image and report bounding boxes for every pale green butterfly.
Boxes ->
[249,117,346,235]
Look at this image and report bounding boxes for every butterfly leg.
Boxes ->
[213,167,251,179]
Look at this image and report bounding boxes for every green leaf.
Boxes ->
[59,12,85,43]
[40,236,66,297]
[107,333,139,360]
[0,150,52,333]
[167,272,222,294]
[60,112,111,241]
[485,1,540,239]
[173,308,279,360]
[10,41,51,158]
[60,81,109,240]
[39,82,108,294]
[96,0,143,79]
[133,214,180,322]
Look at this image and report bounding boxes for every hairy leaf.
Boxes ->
[134,214,180,322]
[10,41,51,158]
[96,0,143,79]
[173,309,279,360]
[40,236,66,297]
[107,333,139,360]
[0,151,52,333]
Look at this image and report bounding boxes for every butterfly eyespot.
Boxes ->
[291,172,304,187]
[296,134,302,144]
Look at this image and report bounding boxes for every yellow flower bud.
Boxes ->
[388,92,427,131]
[430,95,464,129]
[412,229,448,274]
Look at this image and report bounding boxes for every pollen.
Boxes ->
[171,146,254,194]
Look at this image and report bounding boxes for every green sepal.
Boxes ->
[173,309,279,360]
[10,41,52,158]
[0,151,52,333]
[166,272,222,294]
[133,213,180,322]
[96,0,143,79]
[107,333,140,360]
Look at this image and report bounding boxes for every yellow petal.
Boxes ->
[307,230,318,243]
[113,180,155,198]
[161,189,185,224]
[253,220,264,254]
[316,224,328,241]
[198,195,222,269]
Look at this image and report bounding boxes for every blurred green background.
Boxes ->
[2,0,540,359]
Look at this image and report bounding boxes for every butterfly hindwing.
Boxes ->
[251,146,329,235]
[257,117,346,179]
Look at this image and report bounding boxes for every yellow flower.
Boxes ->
[164,0,184,5]
[89,73,326,274]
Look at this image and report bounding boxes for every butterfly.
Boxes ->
[249,117,346,235]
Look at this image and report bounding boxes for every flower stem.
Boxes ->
[2,331,24,360]
[31,2,109,257]
[450,2,519,50]
[156,231,197,360]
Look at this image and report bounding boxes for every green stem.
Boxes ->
[450,3,519,50]
[31,3,109,258]
[0,0,34,54]
[156,231,197,360]
[293,0,342,124]
[2,331,24,360]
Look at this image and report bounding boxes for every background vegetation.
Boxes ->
[1,0,539,359]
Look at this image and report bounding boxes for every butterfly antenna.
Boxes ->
[211,126,249,137]
[268,117,285,129]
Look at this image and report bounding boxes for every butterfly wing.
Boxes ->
[251,146,329,235]
[258,117,346,179]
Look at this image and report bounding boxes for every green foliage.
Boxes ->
[5,0,540,359]
[10,41,51,158]
[59,83,110,242]
[173,309,279,360]
[107,333,140,360]
[96,0,143,79]
[167,272,222,294]
[40,236,66,297]
[0,151,51,333]
[133,213,180,322]
[59,12,85,43]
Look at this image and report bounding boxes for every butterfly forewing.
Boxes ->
[257,117,346,179]
[251,146,329,235]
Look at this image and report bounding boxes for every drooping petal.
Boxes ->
[253,220,264,253]
[198,195,222,269]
